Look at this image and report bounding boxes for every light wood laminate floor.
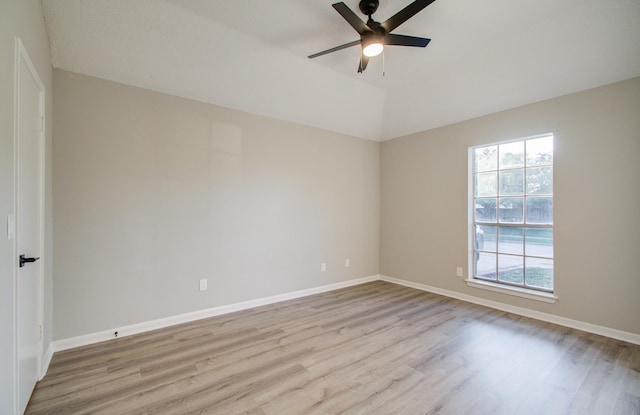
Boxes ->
[27,281,640,414]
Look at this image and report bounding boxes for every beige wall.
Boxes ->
[52,70,380,340]
[0,0,53,411]
[52,71,640,341]
[381,77,640,335]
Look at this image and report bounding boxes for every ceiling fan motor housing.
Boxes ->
[359,0,379,16]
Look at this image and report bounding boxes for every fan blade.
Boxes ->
[308,40,361,59]
[384,33,431,47]
[358,55,370,73]
[332,2,372,35]
[381,0,436,33]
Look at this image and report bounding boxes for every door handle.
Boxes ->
[19,254,40,268]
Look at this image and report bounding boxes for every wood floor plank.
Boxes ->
[26,281,640,415]
[612,342,640,415]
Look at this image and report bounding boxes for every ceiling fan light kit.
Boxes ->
[309,0,436,73]
[362,35,384,57]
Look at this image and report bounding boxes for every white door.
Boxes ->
[15,38,44,415]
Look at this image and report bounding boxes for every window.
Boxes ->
[471,134,554,294]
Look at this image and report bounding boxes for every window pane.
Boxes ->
[475,252,496,280]
[476,172,497,197]
[476,225,496,252]
[525,228,553,258]
[526,197,553,224]
[498,226,523,255]
[499,141,524,169]
[499,169,524,196]
[498,197,523,223]
[498,254,523,284]
[475,198,497,223]
[475,146,497,172]
[526,166,552,195]
[525,257,553,290]
[471,135,553,294]
[526,136,553,166]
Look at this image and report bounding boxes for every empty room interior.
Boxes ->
[2,0,640,414]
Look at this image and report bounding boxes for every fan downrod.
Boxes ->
[358,0,379,17]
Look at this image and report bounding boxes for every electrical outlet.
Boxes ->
[199,279,208,291]
[456,267,463,277]
[320,263,326,272]
[345,258,350,268]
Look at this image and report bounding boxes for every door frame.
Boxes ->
[13,36,46,413]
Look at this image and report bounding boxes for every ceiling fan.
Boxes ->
[308,0,436,73]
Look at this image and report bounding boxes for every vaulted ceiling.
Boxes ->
[42,0,640,141]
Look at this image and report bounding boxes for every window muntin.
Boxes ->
[472,134,554,292]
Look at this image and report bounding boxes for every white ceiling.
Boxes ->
[42,0,640,141]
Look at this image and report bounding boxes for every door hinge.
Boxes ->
[39,116,45,131]
[38,324,43,340]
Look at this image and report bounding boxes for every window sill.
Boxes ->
[464,278,558,304]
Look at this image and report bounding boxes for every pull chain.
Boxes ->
[382,48,386,77]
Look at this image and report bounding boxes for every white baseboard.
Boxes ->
[51,275,379,354]
[40,343,54,380]
[379,275,640,346]
[48,272,639,375]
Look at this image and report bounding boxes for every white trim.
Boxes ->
[469,133,556,298]
[51,275,379,353]
[45,273,640,380]
[467,147,475,280]
[471,132,555,150]
[464,278,557,303]
[41,344,53,380]
[379,275,640,345]
[12,36,19,415]
[13,37,47,415]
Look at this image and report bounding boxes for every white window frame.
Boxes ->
[466,133,557,303]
